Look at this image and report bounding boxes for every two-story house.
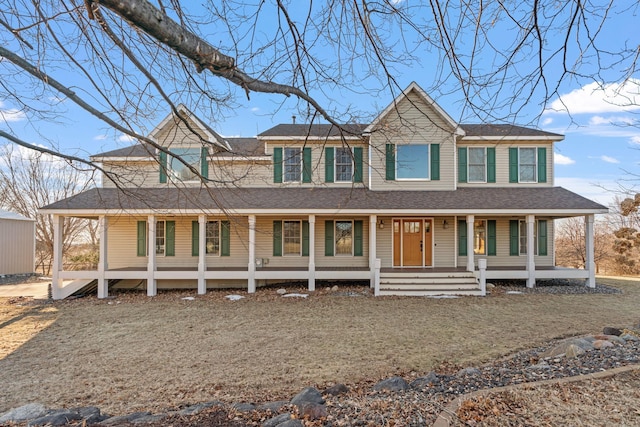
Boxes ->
[41,82,607,299]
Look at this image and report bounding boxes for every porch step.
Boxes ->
[378,271,481,296]
[377,288,484,297]
[380,277,478,285]
[380,283,478,291]
[381,271,474,279]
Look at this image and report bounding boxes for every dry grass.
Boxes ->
[0,278,638,416]
[456,369,640,426]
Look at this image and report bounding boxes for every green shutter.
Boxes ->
[165,221,175,256]
[324,220,334,256]
[137,221,147,256]
[273,221,282,256]
[354,220,363,256]
[302,147,312,183]
[353,147,363,183]
[385,144,395,181]
[509,220,519,256]
[159,151,167,183]
[201,147,208,179]
[458,147,467,183]
[487,147,496,183]
[325,147,334,183]
[221,221,230,256]
[509,148,518,183]
[302,220,310,256]
[538,220,548,256]
[458,220,467,256]
[192,221,199,256]
[430,144,440,180]
[273,147,283,183]
[537,147,547,183]
[487,220,497,256]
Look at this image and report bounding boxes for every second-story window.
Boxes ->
[170,148,201,181]
[468,148,487,183]
[335,148,352,182]
[519,147,537,183]
[396,144,429,180]
[284,147,302,182]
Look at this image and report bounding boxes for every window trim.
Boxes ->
[395,143,431,181]
[168,147,202,183]
[518,220,539,256]
[518,147,538,183]
[468,147,487,183]
[334,147,353,183]
[205,220,221,257]
[283,147,302,183]
[334,220,354,256]
[155,220,166,257]
[282,220,302,256]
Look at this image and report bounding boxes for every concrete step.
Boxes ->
[379,283,479,291]
[378,288,484,297]
[379,277,477,285]
[381,271,474,279]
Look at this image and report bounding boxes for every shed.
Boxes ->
[0,210,35,275]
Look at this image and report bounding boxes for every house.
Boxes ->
[40,82,607,299]
[0,209,35,276]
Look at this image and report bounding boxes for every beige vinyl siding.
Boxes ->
[369,91,456,191]
[101,161,158,188]
[315,217,369,268]
[457,218,554,268]
[106,216,249,269]
[254,217,308,268]
[0,218,35,275]
[376,217,393,268]
[457,141,554,188]
[154,115,213,148]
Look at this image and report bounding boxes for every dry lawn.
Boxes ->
[0,278,638,416]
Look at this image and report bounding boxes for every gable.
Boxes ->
[149,105,231,151]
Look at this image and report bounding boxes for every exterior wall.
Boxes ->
[457,218,555,268]
[101,161,158,188]
[369,90,456,191]
[457,141,554,188]
[0,218,35,275]
[315,217,369,268]
[154,115,211,148]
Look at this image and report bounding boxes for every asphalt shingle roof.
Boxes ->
[93,138,264,159]
[459,124,563,138]
[41,187,606,213]
[258,124,368,138]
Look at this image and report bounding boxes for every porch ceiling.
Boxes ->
[40,186,607,216]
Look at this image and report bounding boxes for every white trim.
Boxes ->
[391,217,434,268]
[198,215,206,294]
[334,147,354,183]
[334,220,355,256]
[282,219,303,256]
[259,136,362,141]
[364,82,464,135]
[91,156,155,162]
[517,146,538,184]
[467,147,488,183]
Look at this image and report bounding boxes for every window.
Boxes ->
[284,147,302,182]
[206,221,220,255]
[519,148,537,183]
[335,148,352,182]
[169,148,201,181]
[396,144,429,180]
[155,220,166,255]
[474,220,486,255]
[335,221,353,255]
[468,148,486,183]
[283,220,301,255]
[519,220,538,255]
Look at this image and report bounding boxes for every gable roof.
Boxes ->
[0,209,34,221]
[41,186,606,215]
[258,124,367,139]
[363,82,465,135]
[460,124,563,140]
[92,144,155,159]
[149,104,232,151]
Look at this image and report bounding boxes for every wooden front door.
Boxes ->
[393,218,434,267]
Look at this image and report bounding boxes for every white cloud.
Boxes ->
[117,134,135,142]
[555,177,617,206]
[630,136,640,145]
[542,117,553,126]
[93,134,108,141]
[250,107,260,113]
[554,153,575,165]
[0,101,26,123]
[600,155,620,164]
[589,115,636,126]
[545,79,640,115]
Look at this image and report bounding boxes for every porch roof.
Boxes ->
[41,186,607,216]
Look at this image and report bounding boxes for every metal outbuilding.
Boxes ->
[0,210,35,275]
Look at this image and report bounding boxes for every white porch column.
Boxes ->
[97,216,108,299]
[585,214,596,288]
[51,215,64,300]
[526,214,536,288]
[248,215,256,293]
[198,215,206,294]
[466,215,475,272]
[369,215,377,288]
[308,215,316,291]
[147,215,157,296]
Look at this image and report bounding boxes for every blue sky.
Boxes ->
[1,1,638,207]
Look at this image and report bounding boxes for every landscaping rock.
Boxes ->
[290,387,325,406]
[257,401,289,412]
[621,333,640,342]
[373,376,409,392]
[132,414,166,424]
[331,285,339,292]
[603,326,622,336]
[298,402,327,420]
[565,344,586,358]
[410,371,439,389]
[233,402,256,412]
[263,412,292,427]
[0,403,47,423]
[456,367,481,377]
[28,410,83,426]
[276,288,287,295]
[527,361,551,371]
[593,340,614,349]
[277,420,304,427]
[99,411,152,425]
[177,401,221,416]
[323,383,349,396]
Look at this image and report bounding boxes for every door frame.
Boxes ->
[392,217,435,268]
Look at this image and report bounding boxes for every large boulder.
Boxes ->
[373,376,409,392]
[263,412,292,427]
[323,383,349,396]
[290,387,325,406]
[603,327,622,336]
[0,403,47,424]
[410,371,439,389]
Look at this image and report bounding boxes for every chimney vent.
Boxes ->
[292,115,296,124]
